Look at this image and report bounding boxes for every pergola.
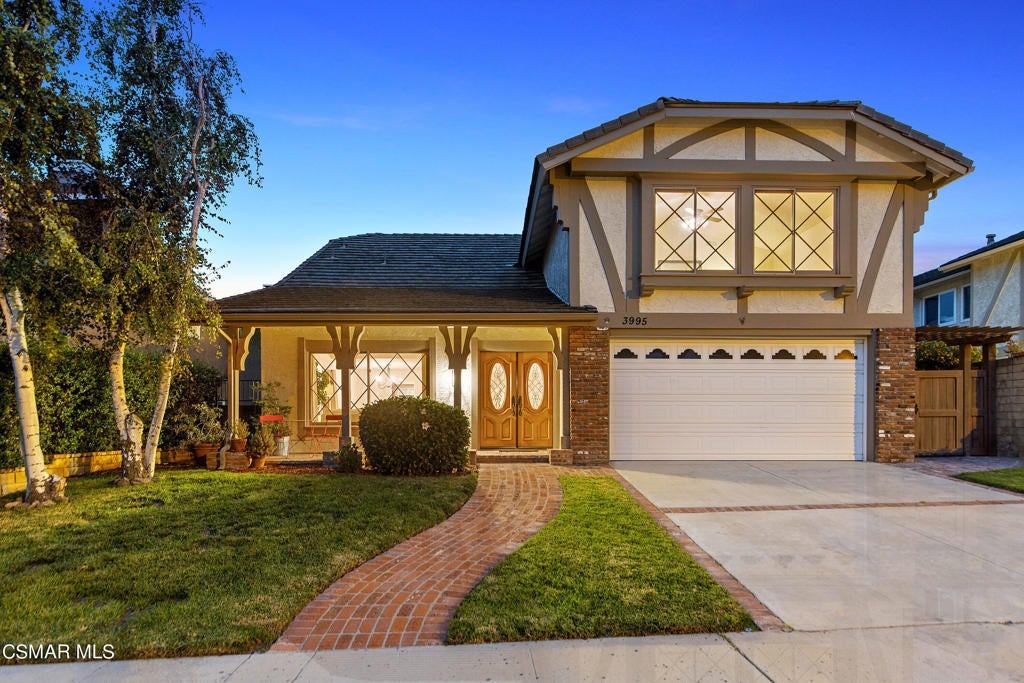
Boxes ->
[916,325,1021,456]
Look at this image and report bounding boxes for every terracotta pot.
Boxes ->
[229,438,247,453]
[191,442,219,466]
[250,455,267,469]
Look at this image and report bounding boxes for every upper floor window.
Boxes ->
[649,184,839,277]
[924,290,955,326]
[654,190,736,272]
[754,190,835,272]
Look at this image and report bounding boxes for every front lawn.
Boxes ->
[957,467,1024,494]
[446,476,754,644]
[0,469,476,661]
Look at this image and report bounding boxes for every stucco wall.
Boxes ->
[639,289,736,313]
[755,128,829,161]
[747,289,844,314]
[971,250,1023,327]
[577,201,617,310]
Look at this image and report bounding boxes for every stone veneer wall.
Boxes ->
[874,327,917,463]
[568,326,609,464]
[994,354,1024,457]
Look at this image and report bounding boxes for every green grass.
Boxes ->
[0,469,476,661]
[446,476,755,644]
[956,466,1024,494]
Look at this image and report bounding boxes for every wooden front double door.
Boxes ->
[478,352,553,448]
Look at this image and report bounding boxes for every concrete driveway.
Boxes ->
[614,461,1024,631]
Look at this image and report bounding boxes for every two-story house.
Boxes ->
[216,98,971,465]
[914,230,1024,332]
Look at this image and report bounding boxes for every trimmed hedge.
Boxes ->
[0,344,223,469]
[359,396,470,476]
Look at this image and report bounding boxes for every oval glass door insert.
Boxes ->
[526,362,545,410]
[489,363,507,410]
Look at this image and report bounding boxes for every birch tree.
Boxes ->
[90,0,260,483]
[1,0,97,502]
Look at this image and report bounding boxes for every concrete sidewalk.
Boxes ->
[3,624,1024,682]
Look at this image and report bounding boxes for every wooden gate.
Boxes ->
[916,369,989,455]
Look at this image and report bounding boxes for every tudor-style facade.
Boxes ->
[217,99,971,465]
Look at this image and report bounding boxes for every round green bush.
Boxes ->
[358,396,470,475]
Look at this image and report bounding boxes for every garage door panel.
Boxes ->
[611,339,865,461]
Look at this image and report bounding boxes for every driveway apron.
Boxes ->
[615,461,1024,632]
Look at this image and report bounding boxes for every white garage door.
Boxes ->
[610,339,866,461]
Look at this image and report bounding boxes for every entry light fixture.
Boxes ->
[597,317,610,331]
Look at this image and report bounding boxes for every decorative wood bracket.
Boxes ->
[218,326,256,372]
[736,286,753,300]
[326,325,364,370]
[439,325,476,370]
[547,327,569,370]
[833,285,856,299]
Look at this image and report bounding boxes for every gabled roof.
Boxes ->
[217,233,591,318]
[521,98,973,268]
[939,229,1024,271]
[535,98,973,170]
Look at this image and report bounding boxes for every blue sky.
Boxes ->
[198,0,1024,297]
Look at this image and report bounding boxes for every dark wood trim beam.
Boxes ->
[857,183,903,313]
[611,311,912,329]
[640,273,855,291]
[579,183,627,312]
[570,158,926,178]
[654,118,843,162]
[219,312,597,326]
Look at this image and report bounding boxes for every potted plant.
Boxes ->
[253,381,293,456]
[174,403,225,466]
[270,421,291,456]
[228,419,249,452]
[248,423,275,469]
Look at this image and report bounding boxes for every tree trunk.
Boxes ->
[109,341,147,484]
[0,287,60,503]
[141,337,178,477]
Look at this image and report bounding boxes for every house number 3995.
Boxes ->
[622,316,648,326]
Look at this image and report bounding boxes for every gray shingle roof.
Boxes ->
[938,229,1024,269]
[913,264,969,288]
[218,233,589,316]
[535,98,973,169]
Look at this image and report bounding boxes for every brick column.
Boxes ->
[874,327,916,463]
[568,326,609,465]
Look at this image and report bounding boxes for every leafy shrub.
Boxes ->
[359,396,470,476]
[325,443,362,473]
[172,403,225,444]
[915,340,981,370]
[0,343,224,469]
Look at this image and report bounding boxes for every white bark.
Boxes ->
[141,336,177,476]
[109,341,147,483]
[1,287,56,502]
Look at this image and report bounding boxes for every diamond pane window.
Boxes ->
[754,190,835,272]
[489,363,507,410]
[655,190,736,272]
[311,352,427,420]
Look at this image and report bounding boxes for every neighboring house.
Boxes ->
[216,98,972,465]
[914,230,1024,331]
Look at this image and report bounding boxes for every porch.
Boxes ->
[216,321,592,457]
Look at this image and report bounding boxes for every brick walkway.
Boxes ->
[272,464,567,651]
